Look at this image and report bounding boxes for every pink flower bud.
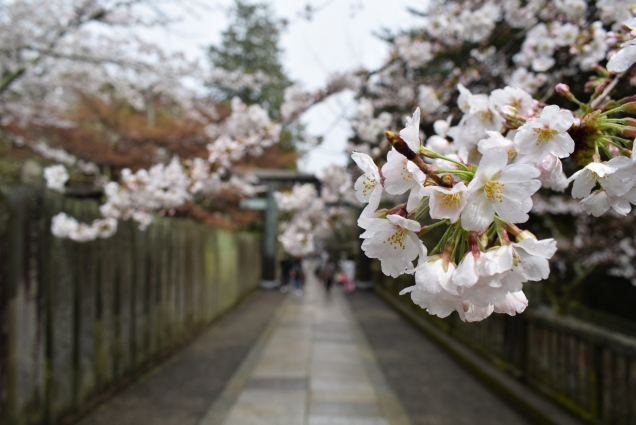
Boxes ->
[556,83,574,100]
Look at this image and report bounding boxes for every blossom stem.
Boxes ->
[571,97,590,112]
[417,219,446,236]
[486,223,498,239]
[503,221,523,237]
[409,196,429,221]
[435,169,475,179]
[468,232,481,255]
[430,224,455,255]
[604,134,632,145]
[451,229,467,263]
[419,147,471,171]
[591,70,626,110]
[476,234,487,252]
[386,203,408,217]
[594,141,601,159]
[385,131,451,187]
[413,204,430,221]
[494,217,511,244]
[443,226,461,256]
[598,140,614,158]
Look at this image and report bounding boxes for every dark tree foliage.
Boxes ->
[208,0,291,120]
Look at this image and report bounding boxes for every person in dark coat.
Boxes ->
[289,258,304,295]
[280,255,292,293]
[320,258,337,293]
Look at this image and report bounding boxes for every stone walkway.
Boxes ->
[348,291,536,425]
[76,270,547,425]
[77,292,286,425]
[199,272,410,425]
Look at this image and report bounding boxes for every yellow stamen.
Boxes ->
[438,192,462,208]
[484,181,504,203]
[361,176,377,197]
[533,125,558,144]
[384,229,407,250]
[480,110,493,122]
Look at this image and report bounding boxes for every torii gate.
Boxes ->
[240,169,320,288]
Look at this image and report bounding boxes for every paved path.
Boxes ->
[77,271,540,425]
[78,291,285,425]
[348,291,535,425]
[200,272,410,425]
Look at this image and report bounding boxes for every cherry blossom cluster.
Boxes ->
[41,97,278,240]
[276,166,355,257]
[48,151,265,236]
[342,0,636,128]
[0,0,202,130]
[51,212,117,242]
[205,97,282,169]
[30,140,99,175]
[266,1,636,322]
[351,51,636,320]
[43,164,69,193]
[208,69,273,96]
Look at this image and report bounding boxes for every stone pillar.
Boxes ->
[260,182,279,288]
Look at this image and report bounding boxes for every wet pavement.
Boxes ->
[78,269,539,425]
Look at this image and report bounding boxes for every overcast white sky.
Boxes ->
[154,0,423,173]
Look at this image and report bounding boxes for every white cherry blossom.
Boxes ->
[508,236,557,282]
[513,105,575,159]
[461,149,541,231]
[606,18,636,73]
[421,182,469,223]
[555,23,580,47]
[400,255,463,319]
[453,251,481,288]
[580,188,636,216]
[381,150,426,212]
[352,152,384,216]
[450,92,504,149]
[360,214,424,278]
[93,218,118,239]
[399,107,422,152]
[418,86,442,114]
[489,86,535,117]
[414,256,458,295]
[570,162,616,199]
[477,131,515,156]
[493,291,528,316]
[69,223,99,243]
[519,154,568,191]
[400,284,465,319]
[51,213,78,238]
[568,156,636,200]
[44,165,69,193]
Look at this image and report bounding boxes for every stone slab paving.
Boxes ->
[348,290,536,425]
[200,271,410,425]
[77,291,285,425]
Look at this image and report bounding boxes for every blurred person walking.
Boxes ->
[340,258,356,293]
[320,258,337,293]
[290,258,304,296]
[280,255,292,293]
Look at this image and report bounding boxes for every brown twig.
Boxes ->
[384,131,452,187]
[590,73,623,110]
[590,65,635,110]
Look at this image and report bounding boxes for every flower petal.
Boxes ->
[461,192,495,231]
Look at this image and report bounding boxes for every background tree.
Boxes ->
[208,0,292,121]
